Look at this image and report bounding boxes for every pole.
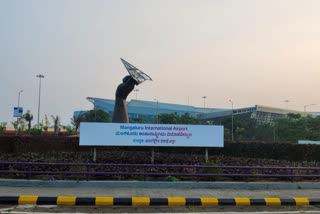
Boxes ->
[304,104,316,117]
[93,147,97,162]
[18,90,23,109]
[205,148,208,163]
[134,89,139,100]
[36,74,45,128]
[17,90,23,121]
[202,96,206,108]
[151,148,155,164]
[284,100,290,111]
[17,90,23,122]
[229,100,234,142]
[154,98,159,123]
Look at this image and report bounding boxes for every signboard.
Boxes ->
[13,107,23,117]
[298,140,320,145]
[80,123,224,147]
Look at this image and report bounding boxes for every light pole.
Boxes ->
[153,98,159,123]
[36,74,45,128]
[18,90,23,109]
[17,90,23,121]
[202,96,207,108]
[229,100,234,142]
[284,99,290,110]
[134,89,139,100]
[304,104,316,116]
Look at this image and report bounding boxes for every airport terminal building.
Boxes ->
[74,97,314,124]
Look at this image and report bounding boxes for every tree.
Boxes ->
[157,113,179,124]
[71,110,111,133]
[11,118,25,135]
[23,110,33,131]
[0,122,7,134]
[178,113,200,124]
[157,113,199,125]
[83,109,110,122]
[51,115,61,136]
[274,114,320,142]
[71,114,85,133]
[130,117,145,124]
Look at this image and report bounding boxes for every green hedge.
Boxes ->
[0,136,319,162]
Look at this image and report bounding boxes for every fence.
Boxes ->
[0,161,319,181]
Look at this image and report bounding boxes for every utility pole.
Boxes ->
[229,100,234,142]
[36,74,45,128]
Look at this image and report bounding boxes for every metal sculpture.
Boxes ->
[112,59,152,123]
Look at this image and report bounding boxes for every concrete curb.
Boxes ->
[0,196,319,206]
[0,179,320,189]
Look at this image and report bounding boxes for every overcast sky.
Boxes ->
[1,0,320,125]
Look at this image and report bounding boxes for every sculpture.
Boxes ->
[112,59,152,123]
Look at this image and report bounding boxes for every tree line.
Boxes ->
[130,112,320,142]
[1,109,319,142]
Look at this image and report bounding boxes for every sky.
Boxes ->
[1,0,320,126]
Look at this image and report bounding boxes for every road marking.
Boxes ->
[57,196,76,206]
[18,195,38,205]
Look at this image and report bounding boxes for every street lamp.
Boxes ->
[18,90,23,109]
[153,98,159,123]
[202,96,207,108]
[229,100,234,142]
[36,74,45,128]
[16,90,23,121]
[284,99,290,110]
[304,104,316,116]
[134,89,139,100]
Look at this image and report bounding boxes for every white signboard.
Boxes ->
[80,123,224,147]
[13,107,23,117]
[298,140,320,145]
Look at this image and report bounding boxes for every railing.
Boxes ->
[0,161,319,181]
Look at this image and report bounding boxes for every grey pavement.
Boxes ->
[0,186,320,198]
[0,180,319,197]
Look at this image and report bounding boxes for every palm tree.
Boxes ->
[51,115,60,136]
[11,118,25,135]
[0,122,7,133]
[23,110,33,131]
[71,114,85,133]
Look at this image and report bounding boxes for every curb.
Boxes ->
[0,196,319,206]
[1,179,320,189]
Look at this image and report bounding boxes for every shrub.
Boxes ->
[165,175,179,182]
[28,128,43,136]
[201,160,224,181]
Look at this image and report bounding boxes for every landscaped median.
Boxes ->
[0,196,319,206]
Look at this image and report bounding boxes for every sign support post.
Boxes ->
[205,148,209,163]
[93,147,97,162]
[151,148,155,164]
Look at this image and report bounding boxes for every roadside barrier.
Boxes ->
[0,161,319,180]
[0,196,319,206]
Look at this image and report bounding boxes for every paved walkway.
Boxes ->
[0,186,319,198]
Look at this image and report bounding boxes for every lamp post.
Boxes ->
[36,74,45,128]
[134,89,139,100]
[16,90,23,121]
[229,100,234,142]
[284,99,290,110]
[18,90,23,109]
[153,98,159,124]
[304,104,316,116]
[202,96,207,108]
